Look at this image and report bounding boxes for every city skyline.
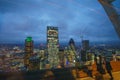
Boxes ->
[0,0,120,44]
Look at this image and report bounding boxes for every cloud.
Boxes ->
[0,0,119,43]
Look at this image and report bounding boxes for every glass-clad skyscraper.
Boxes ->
[47,26,59,68]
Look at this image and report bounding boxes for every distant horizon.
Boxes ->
[0,35,120,45]
[0,40,120,46]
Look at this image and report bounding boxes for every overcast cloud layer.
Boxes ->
[0,0,120,44]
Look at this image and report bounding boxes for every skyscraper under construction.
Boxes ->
[47,26,59,68]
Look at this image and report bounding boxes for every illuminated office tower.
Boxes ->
[24,37,33,70]
[47,26,59,68]
[39,49,46,69]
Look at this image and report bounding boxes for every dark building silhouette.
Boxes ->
[81,50,87,62]
[81,40,89,62]
[69,38,75,47]
[82,40,89,50]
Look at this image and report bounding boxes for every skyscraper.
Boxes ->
[69,38,75,47]
[68,38,76,67]
[24,37,33,70]
[47,26,59,68]
[81,40,89,62]
[82,40,89,50]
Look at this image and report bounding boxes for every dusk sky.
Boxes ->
[0,0,120,44]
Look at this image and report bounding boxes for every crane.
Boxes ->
[98,0,120,37]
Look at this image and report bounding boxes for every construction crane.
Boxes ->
[98,0,120,37]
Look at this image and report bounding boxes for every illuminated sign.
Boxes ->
[26,37,32,42]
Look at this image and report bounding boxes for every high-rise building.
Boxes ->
[59,49,65,68]
[29,55,40,71]
[81,50,87,62]
[81,40,89,62]
[68,38,76,67]
[82,40,89,50]
[47,26,59,68]
[69,38,75,47]
[39,49,46,69]
[24,37,33,70]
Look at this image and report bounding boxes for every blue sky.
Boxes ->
[0,0,120,44]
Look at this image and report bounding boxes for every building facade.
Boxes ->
[68,38,76,67]
[82,40,89,50]
[24,37,33,70]
[81,40,89,62]
[47,26,59,68]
